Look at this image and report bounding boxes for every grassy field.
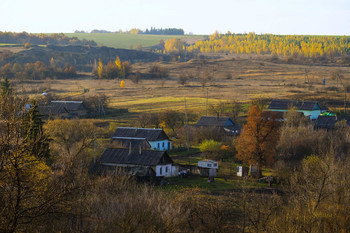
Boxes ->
[0,43,21,46]
[65,33,206,49]
[7,51,349,189]
[162,176,269,192]
[12,53,350,128]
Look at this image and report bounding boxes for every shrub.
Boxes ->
[199,139,233,160]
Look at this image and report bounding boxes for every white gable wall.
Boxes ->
[149,140,172,151]
[301,110,321,120]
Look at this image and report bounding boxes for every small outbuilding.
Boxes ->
[237,166,249,177]
[198,160,219,178]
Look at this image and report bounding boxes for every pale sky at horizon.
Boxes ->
[0,0,349,35]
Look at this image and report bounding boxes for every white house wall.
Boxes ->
[156,164,176,177]
[149,140,171,151]
[270,109,321,120]
[298,110,321,120]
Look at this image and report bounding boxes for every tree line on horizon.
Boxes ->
[152,32,350,61]
[186,32,350,58]
[0,31,97,46]
[81,27,185,35]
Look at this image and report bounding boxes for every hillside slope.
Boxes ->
[1,45,170,71]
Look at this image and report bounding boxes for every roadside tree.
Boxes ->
[236,105,281,177]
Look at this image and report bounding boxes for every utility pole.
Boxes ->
[206,88,209,116]
[338,72,346,114]
[344,87,347,114]
[184,97,190,152]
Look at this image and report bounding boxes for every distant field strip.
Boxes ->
[65,33,205,49]
[0,43,21,46]
[109,96,219,113]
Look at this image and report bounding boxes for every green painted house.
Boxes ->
[268,99,321,120]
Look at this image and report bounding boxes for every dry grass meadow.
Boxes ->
[12,53,350,125]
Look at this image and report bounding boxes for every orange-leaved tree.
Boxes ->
[236,105,281,177]
[120,80,125,88]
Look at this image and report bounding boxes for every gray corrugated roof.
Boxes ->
[111,138,151,149]
[50,101,86,112]
[195,116,235,127]
[112,127,169,141]
[268,99,320,111]
[98,148,173,166]
[315,116,337,129]
[38,105,68,115]
[39,101,86,116]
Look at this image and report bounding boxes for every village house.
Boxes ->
[268,99,321,120]
[194,116,241,135]
[111,127,172,151]
[314,115,350,130]
[314,115,337,130]
[95,148,178,177]
[39,100,87,119]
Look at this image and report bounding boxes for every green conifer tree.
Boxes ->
[1,77,12,96]
[22,100,51,160]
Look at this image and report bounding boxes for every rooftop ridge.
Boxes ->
[111,136,147,140]
[269,99,318,103]
[51,101,83,104]
[107,147,165,153]
[117,127,162,130]
[201,116,230,118]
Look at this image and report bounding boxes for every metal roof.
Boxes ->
[39,100,86,116]
[314,116,337,130]
[195,116,235,127]
[112,127,169,141]
[268,99,320,111]
[111,138,151,149]
[98,148,173,166]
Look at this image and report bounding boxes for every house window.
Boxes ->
[168,142,170,149]
[207,164,212,167]
[160,167,162,175]
[157,143,160,148]
[165,167,168,173]
[162,142,164,148]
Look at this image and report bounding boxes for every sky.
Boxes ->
[0,0,349,35]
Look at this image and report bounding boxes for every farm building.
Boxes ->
[198,160,219,178]
[314,116,337,130]
[314,115,350,130]
[194,116,241,135]
[111,127,172,151]
[268,99,321,120]
[237,166,249,177]
[39,100,87,119]
[95,148,178,177]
